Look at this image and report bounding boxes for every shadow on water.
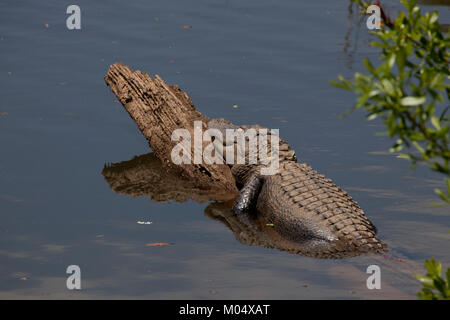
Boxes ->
[102,153,384,260]
[343,1,364,70]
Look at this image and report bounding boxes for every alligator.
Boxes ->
[104,64,385,259]
[207,118,386,258]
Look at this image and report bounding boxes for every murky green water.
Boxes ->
[0,0,449,299]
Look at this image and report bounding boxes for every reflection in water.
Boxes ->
[343,1,364,70]
[102,153,235,203]
[102,153,383,259]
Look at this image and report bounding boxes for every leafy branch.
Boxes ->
[331,0,449,300]
[414,258,450,300]
[331,0,450,203]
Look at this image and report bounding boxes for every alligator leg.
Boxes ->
[232,174,264,216]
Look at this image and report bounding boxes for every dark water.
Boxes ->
[0,0,449,299]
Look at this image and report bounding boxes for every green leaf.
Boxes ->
[429,11,438,25]
[414,274,434,288]
[364,58,376,75]
[397,153,412,160]
[381,79,395,95]
[446,268,450,289]
[431,115,441,130]
[396,48,407,73]
[329,79,351,90]
[435,188,450,202]
[412,141,425,155]
[400,96,426,106]
[387,53,396,70]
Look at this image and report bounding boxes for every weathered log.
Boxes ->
[105,63,238,197]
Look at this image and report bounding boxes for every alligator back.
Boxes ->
[208,118,386,258]
[255,161,385,258]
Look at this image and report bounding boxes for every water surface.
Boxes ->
[0,0,449,299]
